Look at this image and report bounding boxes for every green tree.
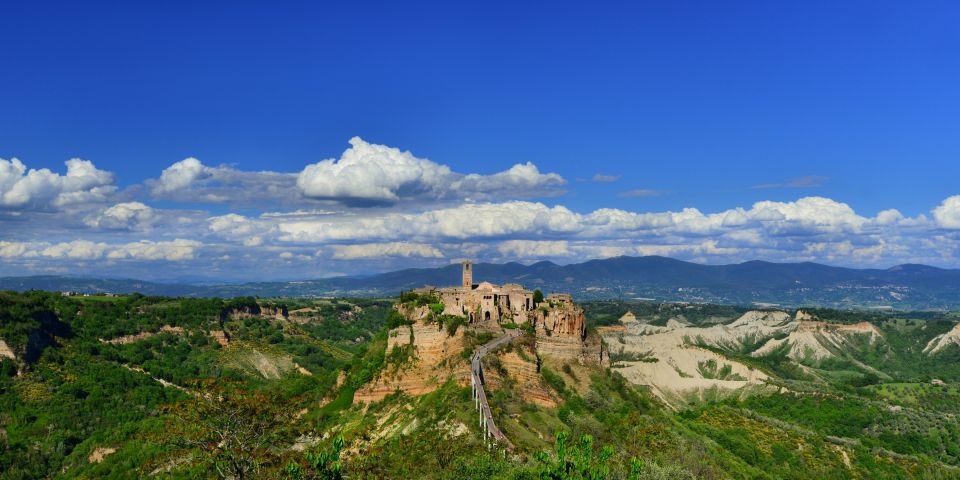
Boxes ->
[534,431,613,479]
[162,380,290,480]
[533,289,544,306]
[285,436,344,480]
[386,310,411,330]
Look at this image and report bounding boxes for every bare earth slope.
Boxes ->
[923,322,960,355]
[601,310,885,406]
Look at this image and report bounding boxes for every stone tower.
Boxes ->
[462,260,473,289]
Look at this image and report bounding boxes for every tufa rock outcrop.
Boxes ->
[354,261,606,404]
[530,294,607,366]
[481,350,559,407]
[353,320,471,403]
[221,302,289,321]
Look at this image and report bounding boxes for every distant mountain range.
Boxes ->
[3,256,960,310]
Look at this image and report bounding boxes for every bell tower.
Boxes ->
[462,260,472,289]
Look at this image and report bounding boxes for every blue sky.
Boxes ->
[1,1,959,281]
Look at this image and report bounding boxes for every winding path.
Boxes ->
[470,328,522,450]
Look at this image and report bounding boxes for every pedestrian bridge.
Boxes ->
[470,328,522,451]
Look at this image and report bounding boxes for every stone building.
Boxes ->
[413,261,593,351]
[415,260,536,324]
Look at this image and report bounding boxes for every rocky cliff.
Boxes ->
[530,301,607,366]
[100,325,184,345]
[354,318,471,403]
[482,350,559,407]
[355,293,607,404]
[222,303,289,321]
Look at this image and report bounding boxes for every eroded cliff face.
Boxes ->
[259,305,289,320]
[209,330,230,346]
[354,318,471,403]
[224,305,260,320]
[533,306,585,339]
[599,309,886,407]
[100,325,184,345]
[482,350,559,407]
[389,321,467,366]
[355,293,606,404]
[222,303,289,321]
[530,301,607,366]
[924,322,960,355]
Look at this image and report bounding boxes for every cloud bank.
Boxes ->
[1,137,958,281]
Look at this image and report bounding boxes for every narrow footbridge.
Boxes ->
[470,328,522,451]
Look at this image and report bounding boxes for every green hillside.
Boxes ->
[2,292,960,479]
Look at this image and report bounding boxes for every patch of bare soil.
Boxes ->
[88,447,116,463]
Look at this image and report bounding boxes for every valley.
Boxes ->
[2,286,960,479]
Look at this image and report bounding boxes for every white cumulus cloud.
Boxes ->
[41,240,109,259]
[0,158,116,210]
[85,202,157,230]
[148,138,564,208]
[933,195,960,229]
[298,137,453,204]
[207,214,272,247]
[453,162,565,199]
[152,158,298,205]
[154,157,211,193]
[874,209,905,226]
[296,137,565,206]
[0,241,31,258]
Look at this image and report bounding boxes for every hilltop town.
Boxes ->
[355,261,607,409]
